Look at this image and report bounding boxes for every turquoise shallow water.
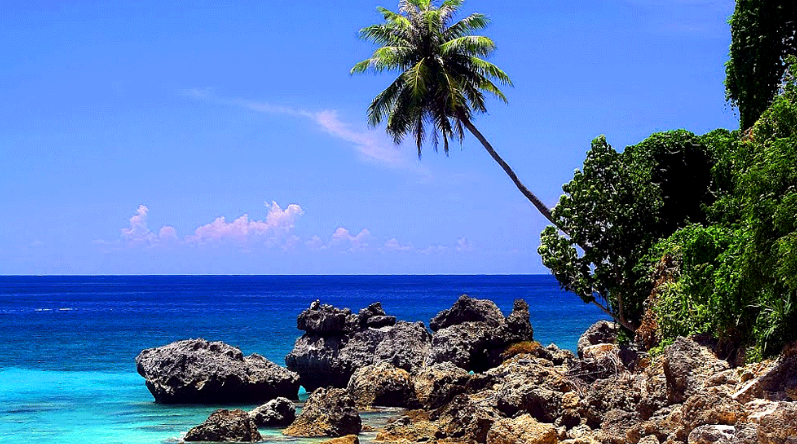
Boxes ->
[0,275,607,443]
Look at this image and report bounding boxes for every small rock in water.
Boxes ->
[283,387,362,437]
[249,397,296,427]
[184,409,261,442]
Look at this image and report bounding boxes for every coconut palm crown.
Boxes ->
[352,0,557,225]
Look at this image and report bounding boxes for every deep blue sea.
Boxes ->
[0,275,606,443]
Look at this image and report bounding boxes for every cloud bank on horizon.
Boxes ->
[106,203,472,256]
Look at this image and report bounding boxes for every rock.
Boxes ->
[184,409,261,442]
[297,300,358,335]
[638,436,661,444]
[753,400,797,443]
[347,362,417,408]
[413,361,471,409]
[580,374,646,428]
[286,316,431,391]
[135,338,300,404]
[434,393,502,443]
[662,337,729,404]
[733,341,797,403]
[320,435,360,444]
[425,298,535,372]
[596,409,638,444]
[429,294,505,331]
[687,425,735,444]
[374,410,440,443]
[249,397,296,427]
[486,414,558,444]
[577,320,618,358]
[681,388,745,435]
[358,302,396,328]
[283,387,361,437]
[493,377,563,423]
[627,405,684,443]
[504,299,535,340]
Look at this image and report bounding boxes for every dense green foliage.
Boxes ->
[726,0,797,129]
[652,61,797,358]
[538,130,719,330]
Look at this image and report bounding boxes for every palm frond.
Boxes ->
[352,0,512,157]
[441,36,496,58]
[444,13,490,40]
[366,75,407,127]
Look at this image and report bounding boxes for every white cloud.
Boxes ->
[185,201,303,246]
[456,237,473,252]
[330,227,372,251]
[383,237,413,251]
[184,90,426,172]
[120,205,177,246]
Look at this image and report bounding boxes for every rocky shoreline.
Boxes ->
[135,295,797,443]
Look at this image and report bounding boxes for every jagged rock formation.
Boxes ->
[425,296,535,372]
[135,338,299,404]
[285,300,431,391]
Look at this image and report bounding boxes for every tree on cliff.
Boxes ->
[538,131,720,331]
[726,0,797,129]
[350,0,560,228]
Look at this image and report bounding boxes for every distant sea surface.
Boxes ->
[0,275,606,444]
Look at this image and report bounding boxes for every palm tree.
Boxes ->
[351,0,558,227]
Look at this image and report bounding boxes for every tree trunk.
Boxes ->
[460,116,560,230]
[461,116,641,332]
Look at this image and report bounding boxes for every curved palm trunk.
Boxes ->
[461,117,636,331]
[460,117,559,229]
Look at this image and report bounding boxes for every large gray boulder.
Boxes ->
[135,338,299,404]
[425,298,534,372]
[285,301,431,391]
[184,409,261,442]
[283,387,362,437]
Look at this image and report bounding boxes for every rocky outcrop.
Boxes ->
[429,294,505,331]
[413,361,471,409]
[297,300,359,335]
[184,409,261,442]
[733,341,797,403]
[283,387,362,437]
[347,362,417,409]
[425,297,535,372]
[433,393,503,443]
[286,301,431,391]
[358,302,397,328]
[486,414,557,444]
[662,337,729,404]
[135,338,299,404]
[750,400,797,444]
[249,397,296,427]
[577,320,618,358]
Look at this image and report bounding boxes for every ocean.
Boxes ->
[0,275,606,443]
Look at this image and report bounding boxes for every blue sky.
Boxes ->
[1,0,738,275]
